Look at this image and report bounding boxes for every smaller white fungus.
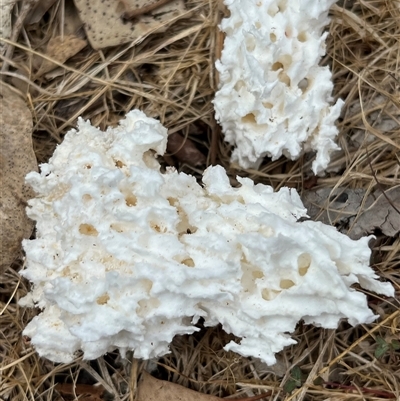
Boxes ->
[213,0,344,174]
[21,110,393,364]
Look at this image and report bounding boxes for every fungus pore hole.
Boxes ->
[115,160,126,168]
[96,293,110,305]
[271,62,283,71]
[298,78,309,93]
[262,288,280,301]
[82,194,92,202]
[242,113,257,124]
[298,253,311,276]
[263,101,274,109]
[125,194,137,207]
[298,31,307,42]
[252,270,264,279]
[182,258,195,267]
[151,222,167,233]
[245,35,256,52]
[279,72,291,86]
[79,224,98,236]
[280,279,295,289]
[110,223,124,233]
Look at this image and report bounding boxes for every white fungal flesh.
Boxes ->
[21,111,393,364]
[213,0,344,174]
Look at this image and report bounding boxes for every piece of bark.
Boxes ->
[0,83,37,273]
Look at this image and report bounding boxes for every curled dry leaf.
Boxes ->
[167,132,206,167]
[0,83,37,273]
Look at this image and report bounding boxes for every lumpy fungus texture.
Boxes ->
[214,0,344,174]
[21,110,393,364]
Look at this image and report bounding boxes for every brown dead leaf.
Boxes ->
[302,186,400,239]
[349,186,400,239]
[0,83,37,273]
[137,374,270,401]
[73,0,187,50]
[34,35,87,78]
[302,187,368,228]
[167,132,206,167]
[137,371,222,401]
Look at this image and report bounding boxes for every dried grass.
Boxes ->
[1,0,399,400]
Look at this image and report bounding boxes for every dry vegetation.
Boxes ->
[1,0,399,400]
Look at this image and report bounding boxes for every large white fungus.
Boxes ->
[213,0,344,174]
[21,110,393,364]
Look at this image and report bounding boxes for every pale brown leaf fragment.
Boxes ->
[34,35,87,78]
[0,83,37,273]
[167,132,206,167]
[137,371,222,401]
[74,0,187,50]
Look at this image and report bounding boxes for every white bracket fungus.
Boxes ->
[213,0,344,174]
[21,111,393,364]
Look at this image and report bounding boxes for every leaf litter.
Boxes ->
[0,0,399,400]
[302,186,400,239]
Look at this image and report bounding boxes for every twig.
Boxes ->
[324,381,396,399]
[224,392,272,401]
[55,383,106,400]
